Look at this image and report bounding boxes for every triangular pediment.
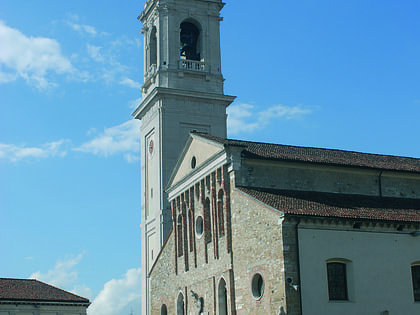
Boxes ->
[166,133,226,192]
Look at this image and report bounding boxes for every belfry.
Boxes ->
[132,1,234,313]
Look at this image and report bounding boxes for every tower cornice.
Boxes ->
[132,87,235,120]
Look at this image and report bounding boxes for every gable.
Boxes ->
[171,136,224,186]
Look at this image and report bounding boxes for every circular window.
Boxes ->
[195,216,204,237]
[191,156,197,169]
[251,273,264,299]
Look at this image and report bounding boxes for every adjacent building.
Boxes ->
[0,278,90,315]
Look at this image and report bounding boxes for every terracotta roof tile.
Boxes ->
[0,278,90,304]
[237,186,420,223]
[194,133,420,173]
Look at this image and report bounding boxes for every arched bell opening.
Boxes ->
[180,20,201,61]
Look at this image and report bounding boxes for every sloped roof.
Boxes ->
[237,186,420,223]
[194,133,420,173]
[0,278,90,304]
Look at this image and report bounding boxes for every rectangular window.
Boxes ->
[412,265,420,302]
[327,262,348,301]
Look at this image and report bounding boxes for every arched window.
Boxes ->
[204,198,212,243]
[411,262,420,302]
[180,21,200,61]
[327,261,348,301]
[177,215,183,257]
[177,292,185,315]
[149,27,157,67]
[218,189,225,237]
[218,278,228,315]
[160,304,167,315]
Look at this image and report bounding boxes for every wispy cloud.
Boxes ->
[75,119,141,162]
[0,119,141,163]
[29,252,86,290]
[88,268,141,315]
[227,103,312,135]
[119,77,141,90]
[87,44,105,62]
[0,139,70,162]
[128,97,142,110]
[64,13,97,37]
[0,20,74,90]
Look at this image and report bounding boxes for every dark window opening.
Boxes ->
[327,262,348,301]
[149,27,157,66]
[412,265,420,302]
[180,22,200,61]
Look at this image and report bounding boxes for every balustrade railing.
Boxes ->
[178,59,208,72]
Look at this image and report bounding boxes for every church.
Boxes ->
[132,0,420,314]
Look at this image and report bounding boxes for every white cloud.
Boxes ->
[227,103,260,135]
[119,77,141,90]
[29,252,85,289]
[0,20,74,89]
[128,97,142,110]
[0,139,70,162]
[88,268,141,315]
[65,20,97,36]
[227,103,312,136]
[75,120,141,162]
[87,44,105,62]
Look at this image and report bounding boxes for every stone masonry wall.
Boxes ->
[150,165,236,314]
[230,188,301,315]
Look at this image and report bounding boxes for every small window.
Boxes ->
[195,215,204,238]
[161,304,167,315]
[327,262,348,301]
[191,156,197,169]
[251,273,264,299]
[412,265,420,302]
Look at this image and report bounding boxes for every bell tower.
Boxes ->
[132,0,235,313]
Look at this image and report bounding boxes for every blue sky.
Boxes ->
[1,1,419,314]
